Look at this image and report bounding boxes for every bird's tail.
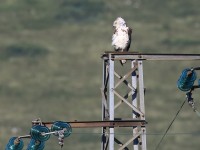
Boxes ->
[120,60,126,65]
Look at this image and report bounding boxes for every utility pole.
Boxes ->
[101,52,200,150]
[101,52,146,150]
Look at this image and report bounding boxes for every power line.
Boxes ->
[154,99,186,150]
[70,131,200,136]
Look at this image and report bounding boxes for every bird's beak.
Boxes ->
[113,21,116,28]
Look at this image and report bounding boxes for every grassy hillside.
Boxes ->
[0,0,200,149]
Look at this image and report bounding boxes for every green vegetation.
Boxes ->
[0,43,48,60]
[0,0,200,149]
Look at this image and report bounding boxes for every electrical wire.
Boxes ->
[70,131,200,136]
[154,99,186,150]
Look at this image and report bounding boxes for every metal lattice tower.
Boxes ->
[101,52,200,150]
[101,52,146,150]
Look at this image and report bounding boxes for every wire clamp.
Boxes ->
[57,130,65,148]
[32,118,43,126]
[186,92,196,111]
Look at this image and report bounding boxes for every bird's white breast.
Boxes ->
[112,27,129,50]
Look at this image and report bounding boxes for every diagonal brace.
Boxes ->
[118,131,142,150]
[114,71,136,91]
[114,63,138,89]
[114,90,134,110]
[113,90,144,116]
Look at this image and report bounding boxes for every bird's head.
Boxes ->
[113,17,126,28]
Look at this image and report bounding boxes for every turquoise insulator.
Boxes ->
[177,68,197,91]
[30,125,50,142]
[27,139,45,150]
[5,137,24,150]
[51,121,72,138]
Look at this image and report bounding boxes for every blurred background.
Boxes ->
[0,0,200,149]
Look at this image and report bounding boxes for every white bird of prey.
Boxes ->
[112,17,132,64]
